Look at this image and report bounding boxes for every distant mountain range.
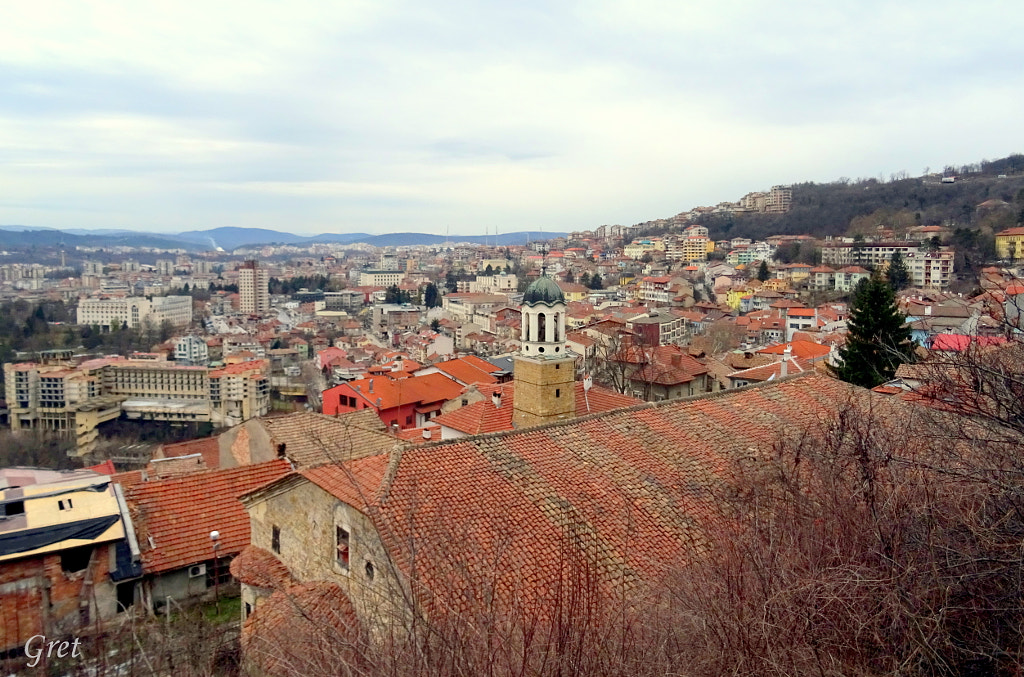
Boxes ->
[0,226,566,251]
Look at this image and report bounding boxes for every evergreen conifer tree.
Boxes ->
[886,250,911,290]
[831,274,915,388]
[757,260,770,282]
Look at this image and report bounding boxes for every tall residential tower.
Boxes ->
[239,260,269,314]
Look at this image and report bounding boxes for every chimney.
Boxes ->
[376,397,382,408]
[492,391,502,408]
[671,354,681,367]
[368,378,374,393]
[422,428,431,440]
[781,345,791,378]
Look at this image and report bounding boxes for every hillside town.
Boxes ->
[1,211,1023,673]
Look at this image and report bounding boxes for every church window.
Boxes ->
[336,526,350,570]
[556,389,560,398]
[271,526,281,554]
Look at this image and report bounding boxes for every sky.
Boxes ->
[1,1,1022,237]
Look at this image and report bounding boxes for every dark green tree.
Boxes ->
[886,250,911,290]
[423,283,441,308]
[430,318,442,332]
[484,264,494,275]
[831,275,915,388]
[579,273,591,287]
[757,260,770,282]
[587,273,604,290]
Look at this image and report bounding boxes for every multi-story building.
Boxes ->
[764,185,793,213]
[4,355,268,455]
[821,243,954,289]
[358,270,405,287]
[239,260,270,314]
[175,335,210,366]
[995,227,1024,260]
[209,360,271,428]
[76,295,192,330]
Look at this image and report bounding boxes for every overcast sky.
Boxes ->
[1,1,1022,236]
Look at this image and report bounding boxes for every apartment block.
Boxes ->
[4,355,268,455]
[821,243,954,289]
[76,295,192,330]
[239,260,270,314]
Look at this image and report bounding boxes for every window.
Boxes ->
[336,527,350,569]
[365,561,375,581]
[555,389,560,398]
[59,498,73,510]
[406,415,413,425]
[3,501,25,517]
[271,526,281,554]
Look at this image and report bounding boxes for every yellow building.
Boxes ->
[995,227,1024,260]
[726,288,748,311]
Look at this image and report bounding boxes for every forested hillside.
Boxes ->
[694,154,1024,241]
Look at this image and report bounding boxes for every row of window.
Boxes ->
[270,523,375,581]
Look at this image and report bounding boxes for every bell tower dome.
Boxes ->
[513,274,576,429]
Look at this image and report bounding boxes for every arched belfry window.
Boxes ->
[538,312,547,343]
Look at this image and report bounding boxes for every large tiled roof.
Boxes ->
[241,581,360,676]
[430,357,499,385]
[160,437,221,469]
[125,459,291,574]
[260,410,395,469]
[338,372,466,410]
[433,381,640,435]
[298,374,857,616]
[230,545,293,589]
[758,340,832,361]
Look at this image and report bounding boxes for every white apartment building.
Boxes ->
[358,270,405,287]
[239,260,270,314]
[175,335,210,365]
[469,273,518,294]
[76,295,192,330]
[821,243,955,289]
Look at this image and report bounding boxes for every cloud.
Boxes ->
[1,0,1023,235]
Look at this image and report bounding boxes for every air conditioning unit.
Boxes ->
[188,564,207,578]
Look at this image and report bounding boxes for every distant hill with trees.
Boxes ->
[689,154,1024,242]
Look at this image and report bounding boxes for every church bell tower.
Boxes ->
[513,274,576,429]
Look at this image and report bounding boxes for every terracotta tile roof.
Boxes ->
[294,374,859,618]
[230,545,293,589]
[433,381,642,435]
[242,581,360,676]
[337,372,466,410]
[757,340,832,361]
[146,454,208,479]
[112,470,147,487]
[126,459,291,574]
[728,357,810,382]
[430,357,499,385]
[161,437,221,469]
[260,410,395,469]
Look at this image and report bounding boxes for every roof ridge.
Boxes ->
[415,371,825,448]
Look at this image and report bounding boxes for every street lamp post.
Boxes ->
[210,530,221,615]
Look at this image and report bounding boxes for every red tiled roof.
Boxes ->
[728,357,811,382]
[242,581,360,676]
[230,545,294,589]
[331,372,466,410]
[292,374,861,618]
[757,340,832,360]
[433,381,641,435]
[126,459,291,574]
[161,437,221,469]
[431,357,499,385]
